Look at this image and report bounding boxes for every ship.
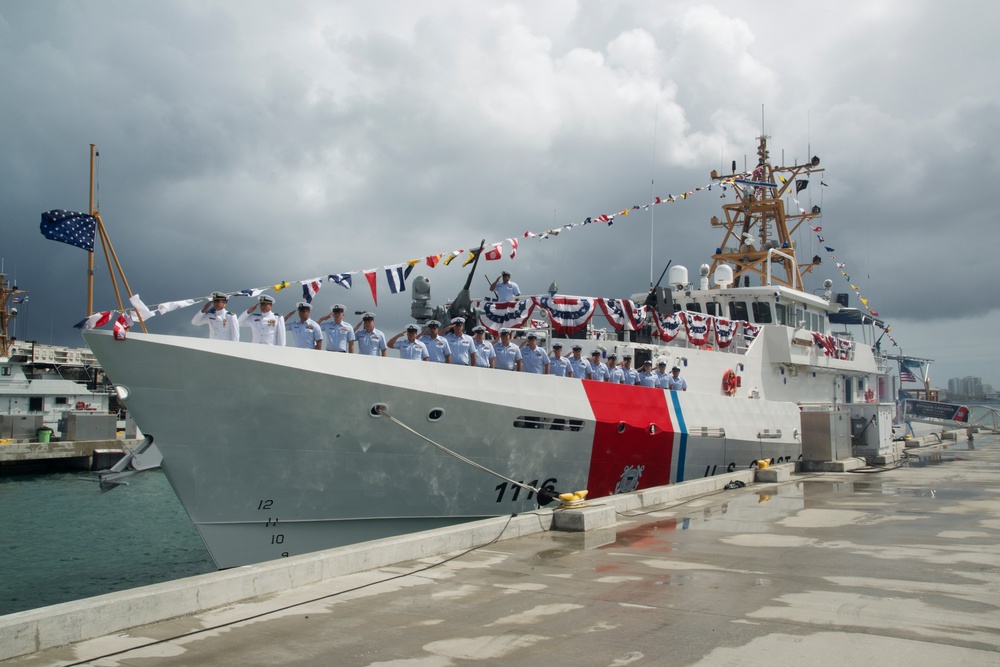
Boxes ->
[83,136,898,569]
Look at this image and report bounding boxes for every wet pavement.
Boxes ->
[7,435,1000,666]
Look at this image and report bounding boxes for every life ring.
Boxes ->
[722,369,737,396]
[864,388,875,403]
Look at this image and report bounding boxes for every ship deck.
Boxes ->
[3,431,999,666]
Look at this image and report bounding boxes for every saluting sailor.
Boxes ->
[637,360,657,387]
[355,312,387,356]
[489,271,520,303]
[548,342,572,377]
[285,302,323,350]
[238,294,285,345]
[317,304,356,353]
[418,320,452,363]
[443,317,476,366]
[519,333,549,374]
[493,328,522,371]
[388,324,430,361]
[589,350,610,382]
[191,291,240,341]
[472,326,496,368]
[568,344,591,379]
[654,361,671,389]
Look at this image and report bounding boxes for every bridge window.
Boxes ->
[728,301,749,321]
[752,302,772,324]
[685,302,702,313]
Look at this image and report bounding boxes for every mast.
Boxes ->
[708,135,824,289]
[0,274,26,358]
[87,144,97,315]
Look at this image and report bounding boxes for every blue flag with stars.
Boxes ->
[40,210,97,251]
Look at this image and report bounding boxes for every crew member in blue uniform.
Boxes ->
[472,326,496,368]
[489,271,520,303]
[548,343,572,377]
[388,324,430,361]
[589,350,610,382]
[316,304,356,352]
[654,361,671,389]
[621,354,639,386]
[238,294,284,345]
[285,302,323,349]
[668,365,688,391]
[568,344,591,379]
[192,291,240,341]
[355,312,387,356]
[637,360,657,387]
[519,333,549,374]
[418,320,451,363]
[607,354,625,384]
[493,328,522,371]
[443,317,476,366]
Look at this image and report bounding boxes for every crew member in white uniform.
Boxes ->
[519,333,549,374]
[285,302,323,350]
[568,344,591,379]
[493,328,522,371]
[472,326,496,368]
[355,312,387,356]
[548,343,572,377]
[489,271,520,303]
[418,320,452,363]
[317,304,356,353]
[238,294,285,345]
[191,291,240,341]
[388,324,429,361]
[589,350,610,382]
[443,317,476,366]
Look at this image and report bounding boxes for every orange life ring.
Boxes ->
[722,369,737,396]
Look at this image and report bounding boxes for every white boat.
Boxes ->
[83,136,898,569]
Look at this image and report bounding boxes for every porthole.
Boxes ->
[617,422,627,433]
[369,403,387,418]
[428,408,444,422]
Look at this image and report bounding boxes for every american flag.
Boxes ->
[899,364,917,383]
[40,210,97,251]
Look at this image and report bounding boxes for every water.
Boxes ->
[0,470,215,616]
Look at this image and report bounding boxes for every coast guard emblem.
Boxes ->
[614,465,645,494]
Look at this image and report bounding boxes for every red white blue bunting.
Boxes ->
[534,296,598,335]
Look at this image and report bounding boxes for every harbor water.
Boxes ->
[0,470,214,616]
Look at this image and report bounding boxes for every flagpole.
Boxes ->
[87,144,96,315]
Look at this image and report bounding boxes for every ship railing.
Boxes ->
[969,406,1000,434]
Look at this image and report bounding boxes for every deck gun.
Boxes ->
[410,239,485,327]
[644,260,675,317]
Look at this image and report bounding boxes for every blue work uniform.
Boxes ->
[395,338,429,361]
[589,360,610,382]
[444,332,476,365]
[654,370,671,390]
[638,370,657,387]
[622,367,639,386]
[493,342,522,371]
[608,366,625,384]
[419,335,452,363]
[495,280,520,303]
[549,356,572,377]
[474,340,496,367]
[357,328,387,356]
[521,346,550,374]
[286,318,323,349]
[569,356,591,379]
[669,375,688,391]
[320,320,356,352]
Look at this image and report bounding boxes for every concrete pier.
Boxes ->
[1,435,997,665]
[0,439,137,474]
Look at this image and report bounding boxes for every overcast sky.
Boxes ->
[1,1,996,388]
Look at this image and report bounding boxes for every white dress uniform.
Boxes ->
[238,310,285,346]
[444,332,476,365]
[493,342,522,370]
[419,335,452,363]
[321,320,356,352]
[549,356,572,377]
[286,318,323,349]
[192,308,240,341]
[357,328,388,356]
[494,280,520,303]
[521,346,550,374]
[395,338,429,361]
[474,340,496,367]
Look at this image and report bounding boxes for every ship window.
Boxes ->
[29,397,43,411]
[811,313,820,331]
[55,397,68,405]
[514,416,584,432]
[751,302,772,324]
[1,366,9,376]
[706,302,720,316]
[728,301,749,321]
[775,303,788,325]
[685,302,701,313]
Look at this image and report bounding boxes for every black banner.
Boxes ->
[905,399,969,423]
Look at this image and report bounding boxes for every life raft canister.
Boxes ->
[722,368,737,396]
